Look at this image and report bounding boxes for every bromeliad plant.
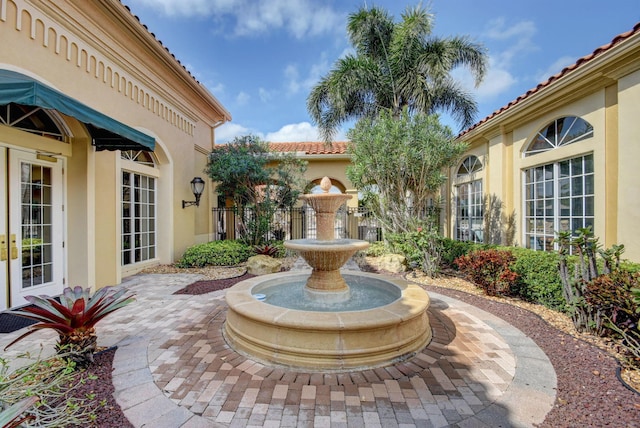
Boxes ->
[4,286,135,367]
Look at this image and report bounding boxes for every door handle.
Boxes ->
[10,234,18,260]
[0,235,6,261]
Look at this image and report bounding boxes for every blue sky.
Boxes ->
[121,0,639,143]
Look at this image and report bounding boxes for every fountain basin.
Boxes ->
[224,271,432,371]
[283,239,370,295]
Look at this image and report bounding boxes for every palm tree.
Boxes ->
[307,4,487,141]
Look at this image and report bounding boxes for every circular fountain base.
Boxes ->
[224,271,432,371]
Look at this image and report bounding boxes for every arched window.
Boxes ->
[0,103,65,140]
[457,155,483,176]
[525,116,593,156]
[120,150,158,267]
[121,149,156,167]
[455,156,484,243]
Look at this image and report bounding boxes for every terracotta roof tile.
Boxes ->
[268,141,350,155]
[459,21,640,137]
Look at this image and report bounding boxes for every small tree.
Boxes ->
[206,135,307,245]
[347,108,468,235]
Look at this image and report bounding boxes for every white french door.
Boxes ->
[0,147,7,310]
[0,147,64,309]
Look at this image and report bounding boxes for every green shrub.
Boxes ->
[507,247,566,311]
[621,261,640,274]
[454,249,518,296]
[387,228,444,276]
[365,242,388,257]
[440,238,488,268]
[176,240,252,267]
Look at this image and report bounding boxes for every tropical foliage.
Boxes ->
[4,286,135,366]
[206,135,307,245]
[0,352,100,426]
[307,4,487,141]
[455,249,518,296]
[347,109,467,234]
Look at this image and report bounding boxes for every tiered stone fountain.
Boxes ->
[224,177,431,370]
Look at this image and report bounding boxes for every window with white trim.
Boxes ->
[455,156,483,243]
[523,116,594,251]
[121,151,157,266]
[524,154,594,251]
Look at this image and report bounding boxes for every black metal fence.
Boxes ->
[212,206,440,243]
[213,206,383,242]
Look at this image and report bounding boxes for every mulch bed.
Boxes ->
[420,284,640,427]
[173,272,256,295]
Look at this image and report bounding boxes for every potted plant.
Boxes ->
[4,286,135,367]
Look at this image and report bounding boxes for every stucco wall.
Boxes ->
[617,69,640,259]
[1,0,230,291]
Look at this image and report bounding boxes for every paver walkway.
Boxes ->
[0,263,557,427]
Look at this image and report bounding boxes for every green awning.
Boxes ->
[0,69,155,151]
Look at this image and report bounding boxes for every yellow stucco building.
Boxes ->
[267,142,357,206]
[1,0,231,309]
[447,22,640,262]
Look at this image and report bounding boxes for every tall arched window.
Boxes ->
[455,156,483,243]
[120,150,158,266]
[523,117,594,251]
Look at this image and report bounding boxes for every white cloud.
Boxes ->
[217,121,349,144]
[284,53,331,97]
[235,91,250,105]
[207,82,225,96]
[453,58,517,100]
[453,19,538,102]
[284,65,301,95]
[265,122,349,142]
[265,122,319,142]
[258,88,273,103]
[535,55,576,82]
[215,122,252,144]
[126,0,343,39]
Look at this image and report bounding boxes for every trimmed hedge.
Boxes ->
[440,237,491,268]
[176,240,253,267]
[506,247,566,311]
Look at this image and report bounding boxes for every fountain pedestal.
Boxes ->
[284,176,368,299]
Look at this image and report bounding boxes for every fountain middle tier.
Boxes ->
[283,238,369,300]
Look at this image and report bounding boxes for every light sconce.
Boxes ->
[182,177,205,208]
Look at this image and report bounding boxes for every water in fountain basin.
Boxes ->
[252,273,401,312]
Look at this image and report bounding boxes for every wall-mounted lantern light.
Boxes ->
[182,177,205,208]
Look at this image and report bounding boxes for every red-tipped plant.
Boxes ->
[4,286,135,366]
[253,244,280,257]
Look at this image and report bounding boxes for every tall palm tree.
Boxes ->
[307,4,487,142]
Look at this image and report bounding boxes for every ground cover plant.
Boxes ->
[0,351,102,426]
